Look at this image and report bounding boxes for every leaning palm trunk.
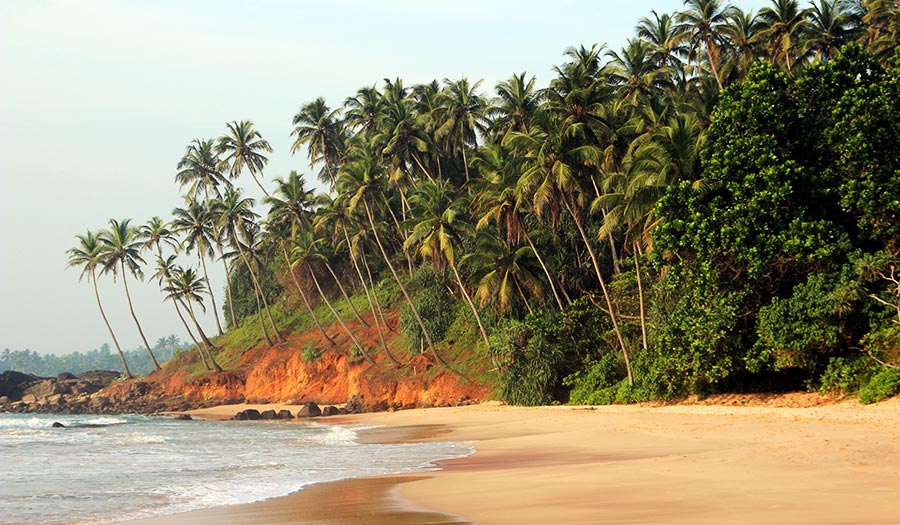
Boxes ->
[634,241,649,351]
[306,265,375,365]
[218,252,238,330]
[360,244,393,333]
[197,250,225,336]
[524,231,566,310]
[323,261,369,327]
[173,299,209,370]
[562,196,633,386]
[91,268,132,379]
[184,299,222,372]
[235,239,283,343]
[280,241,335,346]
[341,226,398,364]
[119,263,161,371]
[451,263,490,349]
[364,199,444,364]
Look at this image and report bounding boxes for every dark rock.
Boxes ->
[344,395,364,414]
[52,422,65,428]
[0,371,42,400]
[76,370,120,390]
[260,409,277,420]
[57,372,76,382]
[172,414,193,421]
[321,406,340,417]
[23,379,68,399]
[277,409,294,419]
[234,409,261,421]
[296,402,322,418]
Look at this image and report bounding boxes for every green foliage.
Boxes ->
[399,267,456,351]
[817,355,878,394]
[565,353,626,405]
[301,344,321,362]
[0,339,184,377]
[223,260,284,329]
[858,368,900,404]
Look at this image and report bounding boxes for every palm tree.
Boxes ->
[605,39,676,103]
[337,144,445,364]
[803,0,864,62]
[291,97,345,187]
[637,10,688,73]
[172,200,228,335]
[405,180,491,349]
[676,0,736,89]
[265,172,337,346]
[344,85,384,137]
[722,8,764,81]
[434,78,489,182]
[217,187,284,344]
[290,229,375,364]
[152,255,212,368]
[98,219,162,372]
[506,116,634,385]
[163,265,222,372]
[217,120,273,197]
[488,72,541,139]
[462,231,543,315]
[756,0,812,71]
[860,0,900,61]
[67,231,133,379]
[176,138,230,203]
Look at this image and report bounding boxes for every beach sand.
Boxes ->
[124,397,900,524]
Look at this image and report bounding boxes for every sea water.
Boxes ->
[0,413,471,525]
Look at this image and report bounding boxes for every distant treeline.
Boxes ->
[1,336,184,377]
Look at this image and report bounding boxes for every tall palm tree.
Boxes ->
[405,180,491,349]
[172,200,227,335]
[265,172,337,346]
[756,0,812,71]
[98,219,162,372]
[344,85,384,137]
[290,229,375,364]
[488,72,541,138]
[605,39,676,103]
[637,10,688,73]
[217,120,273,197]
[337,144,445,364]
[722,8,764,81]
[175,138,230,203]
[291,97,345,188]
[434,78,489,182]
[462,231,543,315]
[217,187,284,344]
[163,265,223,372]
[67,230,133,379]
[803,0,864,62]
[152,255,213,369]
[676,0,736,89]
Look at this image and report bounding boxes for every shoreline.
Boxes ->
[117,396,900,524]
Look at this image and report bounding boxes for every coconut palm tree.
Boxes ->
[405,180,491,349]
[337,143,445,364]
[637,10,688,73]
[344,85,384,137]
[97,219,161,372]
[172,200,228,335]
[291,97,345,188]
[163,265,222,372]
[67,230,133,379]
[176,138,230,203]
[676,0,736,89]
[152,255,212,368]
[756,0,812,71]
[488,72,541,139]
[722,8,764,81]
[462,231,543,315]
[803,0,864,62]
[605,39,676,103]
[434,77,489,182]
[217,187,284,344]
[217,120,273,197]
[290,229,375,364]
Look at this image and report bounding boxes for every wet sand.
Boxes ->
[124,398,900,525]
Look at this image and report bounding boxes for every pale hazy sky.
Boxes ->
[0,0,770,355]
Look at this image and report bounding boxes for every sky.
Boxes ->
[0,0,771,355]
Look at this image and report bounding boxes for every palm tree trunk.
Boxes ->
[514,278,534,315]
[411,152,435,182]
[235,238,283,343]
[249,173,271,198]
[461,135,470,182]
[185,299,222,372]
[307,266,375,365]
[391,190,416,278]
[364,198,444,364]
[323,261,369,327]
[360,244,393,332]
[562,196,633,385]
[280,241,335,346]
[451,263,490,348]
[705,36,724,90]
[173,299,207,368]
[634,241,649,351]
[219,253,238,330]
[91,269,132,379]
[198,250,225,336]
[120,263,161,371]
[524,231,565,310]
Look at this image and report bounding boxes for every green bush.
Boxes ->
[565,353,625,405]
[859,368,900,404]
[817,355,877,394]
[398,267,456,352]
[301,344,320,362]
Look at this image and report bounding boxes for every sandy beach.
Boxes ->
[124,397,900,525]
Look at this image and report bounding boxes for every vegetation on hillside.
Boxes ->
[1,338,185,377]
[66,0,900,404]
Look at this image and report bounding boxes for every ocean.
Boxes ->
[0,413,471,525]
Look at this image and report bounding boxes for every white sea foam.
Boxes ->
[0,413,471,525]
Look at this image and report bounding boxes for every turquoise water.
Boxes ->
[0,413,470,525]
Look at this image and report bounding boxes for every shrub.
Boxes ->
[817,355,877,394]
[859,368,900,404]
[301,344,320,362]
